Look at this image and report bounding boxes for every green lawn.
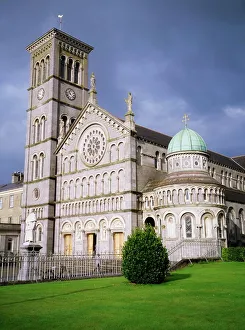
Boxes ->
[0,262,244,330]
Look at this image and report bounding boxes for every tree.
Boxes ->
[122,225,169,284]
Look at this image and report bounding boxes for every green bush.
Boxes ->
[222,247,245,262]
[122,225,169,284]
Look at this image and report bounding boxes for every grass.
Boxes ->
[0,262,245,330]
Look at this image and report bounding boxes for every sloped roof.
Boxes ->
[0,182,23,193]
[225,188,245,204]
[232,156,245,170]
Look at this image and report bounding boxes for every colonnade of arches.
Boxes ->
[61,196,124,217]
[144,211,226,240]
[142,186,225,209]
[61,217,125,255]
[62,169,125,200]
[33,56,50,87]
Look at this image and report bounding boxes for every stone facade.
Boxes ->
[18,28,245,256]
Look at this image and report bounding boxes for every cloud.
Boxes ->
[223,105,245,119]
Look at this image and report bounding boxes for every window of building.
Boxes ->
[60,55,66,79]
[7,238,13,252]
[8,217,12,223]
[74,62,79,84]
[67,58,73,81]
[185,216,192,238]
[9,195,14,208]
[0,197,2,209]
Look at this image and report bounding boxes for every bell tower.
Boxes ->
[21,28,93,253]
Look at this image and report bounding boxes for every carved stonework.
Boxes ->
[111,219,123,229]
[80,124,106,166]
[62,223,72,232]
[85,221,95,230]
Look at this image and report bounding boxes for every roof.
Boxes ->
[225,188,245,204]
[167,128,207,154]
[135,125,245,173]
[0,182,23,193]
[232,156,245,170]
[141,171,221,193]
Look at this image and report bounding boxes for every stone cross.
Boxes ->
[182,114,189,128]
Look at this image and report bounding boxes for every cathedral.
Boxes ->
[20,28,245,258]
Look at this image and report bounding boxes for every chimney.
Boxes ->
[12,172,24,184]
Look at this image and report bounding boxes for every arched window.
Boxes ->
[166,215,176,238]
[184,215,193,238]
[60,55,66,79]
[161,153,166,168]
[33,118,40,144]
[36,225,42,242]
[33,155,39,180]
[59,115,68,137]
[155,151,160,169]
[70,118,76,128]
[203,214,213,238]
[40,116,46,140]
[35,62,40,86]
[46,55,50,78]
[74,62,80,84]
[67,58,73,81]
[39,153,45,178]
[40,59,45,83]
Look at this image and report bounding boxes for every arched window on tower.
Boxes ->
[70,118,76,129]
[33,155,39,180]
[34,119,40,144]
[59,115,68,137]
[39,153,45,178]
[67,58,73,81]
[74,62,80,84]
[35,62,40,86]
[60,55,66,79]
[40,59,45,83]
[46,55,50,78]
[40,116,46,141]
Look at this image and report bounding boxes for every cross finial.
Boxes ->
[182,114,189,128]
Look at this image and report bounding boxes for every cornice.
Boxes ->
[26,28,93,54]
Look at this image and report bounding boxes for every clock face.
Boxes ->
[37,88,45,100]
[65,88,76,100]
[80,125,107,166]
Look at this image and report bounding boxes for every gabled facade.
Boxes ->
[19,28,245,257]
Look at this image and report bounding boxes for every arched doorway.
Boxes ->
[145,217,155,227]
[87,233,97,255]
[64,234,72,256]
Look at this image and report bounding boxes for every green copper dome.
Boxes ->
[167,127,207,154]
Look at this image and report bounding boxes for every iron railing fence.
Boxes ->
[0,253,122,284]
[168,239,225,269]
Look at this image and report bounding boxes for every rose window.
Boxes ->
[80,125,106,166]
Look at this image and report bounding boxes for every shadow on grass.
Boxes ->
[0,284,115,306]
[166,273,191,282]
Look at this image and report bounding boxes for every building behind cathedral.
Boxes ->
[1,28,245,258]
